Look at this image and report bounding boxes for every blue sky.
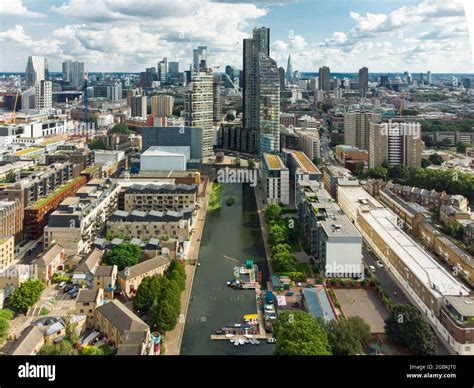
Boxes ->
[0,0,472,73]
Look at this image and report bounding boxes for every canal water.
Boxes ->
[180,183,273,355]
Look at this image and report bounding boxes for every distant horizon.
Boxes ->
[0,0,472,73]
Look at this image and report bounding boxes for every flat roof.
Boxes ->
[361,208,469,298]
[290,150,319,173]
[263,153,286,170]
[320,215,361,238]
[445,296,474,317]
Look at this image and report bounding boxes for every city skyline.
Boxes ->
[0,0,473,73]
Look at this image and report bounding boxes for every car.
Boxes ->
[68,287,78,294]
[376,260,384,268]
[368,265,376,273]
[63,285,74,293]
[57,281,66,290]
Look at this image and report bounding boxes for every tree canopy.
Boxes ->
[326,316,371,355]
[385,304,437,355]
[9,278,45,313]
[105,243,140,270]
[273,311,332,355]
[265,204,282,223]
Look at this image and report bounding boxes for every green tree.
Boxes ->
[0,309,14,320]
[134,276,164,313]
[367,167,388,180]
[0,318,9,343]
[81,345,105,355]
[428,153,444,166]
[88,138,106,150]
[326,316,371,355]
[111,123,131,134]
[381,159,391,170]
[149,279,181,332]
[268,223,287,246]
[225,113,235,121]
[265,204,282,223]
[272,251,297,272]
[39,339,78,355]
[9,278,45,313]
[247,159,255,170]
[272,243,292,255]
[355,161,365,176]
[4,171,16,183]
[166,260,186,292]
[273,311,332,355]
[421,159,431,168]
[389,165,409,182]
[456,142,469,154]
[105,243,140,270]
[385,304,437,355]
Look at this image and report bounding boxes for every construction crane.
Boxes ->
[12,91,20,124]
[82,72,89,125]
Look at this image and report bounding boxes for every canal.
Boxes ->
[180,183,274,355]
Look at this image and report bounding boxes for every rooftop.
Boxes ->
[118,256,170,280]
[96,299,148,333]
[263,153,286,170]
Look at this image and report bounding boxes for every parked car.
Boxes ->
[57,281,66,290]
[368,265,376,273]
[376,260,384,268]
[63,285,74,293]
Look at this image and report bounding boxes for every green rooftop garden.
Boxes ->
[30,177,84,210]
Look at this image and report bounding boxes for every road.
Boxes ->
[320,132,337,165]
[361,242,450,355]
[13,237,43,265]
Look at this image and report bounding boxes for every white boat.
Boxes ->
[254,339,260,345]
[225,333,235,338]
[238,337,245,345]
[233,340,239,346]
[249,338,256,345]
[244,338,250,344]
[230,338,237,343]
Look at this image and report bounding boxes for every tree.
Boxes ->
[0,309,14,320]
[134,276,164,313]
[268,223,287,246]
[39,339,78,355]
[389,165,409,182]
[272,243,292,255]
[265,204,282,223]
[421,159,431,168]
[273,311,332,355]
[111,123,131,134]
[149,279,181,332]
[381,159,391,170]
[367,167,388,180]
[456,142,469,154]
[422,135,434,148]
[88,138,106,150]
[0,318,9,343]
[312,157,322,168]
[225,113,235,121]
[4,171,16,183]
[385,304,437,355]
[428,153,444,166]
[247,159,255,170]
[105,243,140,270]
[9,278,45,313]
[82,346,105,355]
[355,161,365,176]
[272,251,297,272]
[326,316,371,355]
[166,260,186,292]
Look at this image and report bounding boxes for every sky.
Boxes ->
[0,0,473,73]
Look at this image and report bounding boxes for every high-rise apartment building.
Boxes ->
[184,70,214,157]
[368,122,422,168]
[344,111,381,151]
[151,95,174,118]
[130,95,147,119]
[62,60,85,88]
[358,67,368,97]
[34,80,52,111]
[318,66,330,91]
[213,74,222,123]
[243,27,279,154]
[193,46,208,72]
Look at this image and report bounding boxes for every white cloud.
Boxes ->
[0,0,44,18]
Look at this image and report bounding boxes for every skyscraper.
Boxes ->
[286,55,293,84]
[243,27,279,154]
[368,122,421,168]
[344,111,381,151]
[130,95,147,119]
[158,58,167,82]
[193,46,208,72]
[213,74,222,123]
[184,70,214,157]
[168,62,179,82]
[258,54,280,154]
[151,95,174,117]
[278,67,286,90]
[62,60,85,88]
[34,80,52,111]
[427,71,432,84]
[25,56,47,89]
[318,66,330,91]
[358,67,368,97]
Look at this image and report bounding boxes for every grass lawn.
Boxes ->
[208,183,222,211]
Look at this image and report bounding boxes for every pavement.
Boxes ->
[164,179,212,355]
[254,182,273,274]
